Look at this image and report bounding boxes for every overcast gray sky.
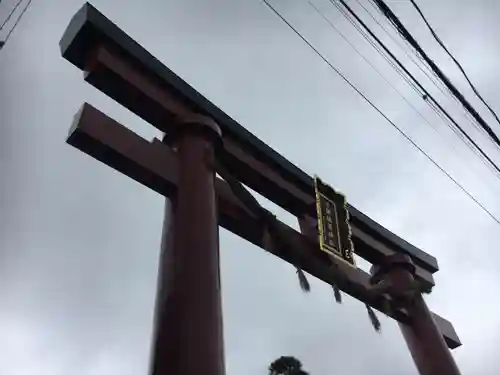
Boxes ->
[1,0,500,374]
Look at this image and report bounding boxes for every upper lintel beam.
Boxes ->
[59,2,439,273]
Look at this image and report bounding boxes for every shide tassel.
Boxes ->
[296,267,311,292]
[327,254,342,303]
[332,283,342,304]
[365,304,381,333]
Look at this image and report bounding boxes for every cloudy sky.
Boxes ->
[1,0,500,374]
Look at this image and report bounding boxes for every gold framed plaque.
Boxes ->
[314,176,355,267]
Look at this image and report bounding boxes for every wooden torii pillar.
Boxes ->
[59,3,462,375]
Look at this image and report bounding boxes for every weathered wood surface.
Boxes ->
[67,103,461,349]
[59,2,439,274]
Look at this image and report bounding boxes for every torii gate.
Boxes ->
[59,3,462,375]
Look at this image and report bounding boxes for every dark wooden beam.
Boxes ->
[67,102,460,349]
[59,2,439,274]
[67,43,438,280]
[71,54,436,288]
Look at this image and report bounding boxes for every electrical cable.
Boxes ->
[426,97,500,190]
[364,0,500,160]
[332,1,422,97]
[308,0,437,131]
[353,0,452,104]
[1,0,33,49]
[337,0,500,197]
[331,0,500,184]
[331,1,426,100]
[365,0,463,110]
[327,0,500,178]
[371,0,500,151]
[0,0,23,30]
[307,0,500,195]
[261,0,500,225]
[365,0,468,118]
[409,0,500,128]
[368,0,499,138]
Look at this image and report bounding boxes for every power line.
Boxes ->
[331,0,424,98]
[260,0,500,226]
[1,0,33,49]
[364,0,500,158]
[400,0,498,159]
[330,0,500,182]
[306,0,500,195]
[371,0,500,152]
[409,0,500,128]
[307,0,437,132]
[337,0,500,193]
[425,96,500,193]
[364,0,464,113]
[327,0,500,178]
[352,0,453,107]
[0,0,23,30]
[335,5,424,99]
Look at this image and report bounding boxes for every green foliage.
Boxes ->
[269,356,310,375]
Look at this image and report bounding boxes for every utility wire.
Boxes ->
[365,0,456,101]
[339,0,500,193]
[403,5,500,165]
[332,1,423,98]
[307,0,500,194]
[361,0,486,139]
[370,0,498,139]
[353,0,452,105]
[333,0,500,180]
[365,0,500,157]
[426,96,500,193]
[365,0,464,116]
[371,0,500,151]
[327,0,500,178]
[0,0,23,30]
[307,1,436,131]
[409,0,500,127]
[260,0,500,226]
[1,0,33,49]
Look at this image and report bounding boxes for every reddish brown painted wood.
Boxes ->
[67,103,460,349]
[60,2,440,272]
[80,45,439,278]
[372,255,462,375]
[298,215,434,291]
[149,117,225,375]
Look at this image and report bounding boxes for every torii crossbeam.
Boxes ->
[60,3,462,375]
